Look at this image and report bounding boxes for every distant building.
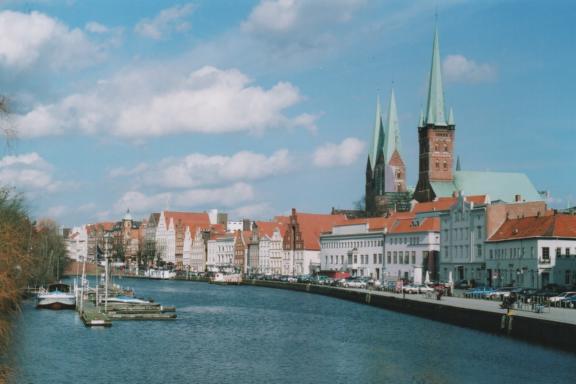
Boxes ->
[281,209,349,276]
[439,194,548,285]
[86,222,115,262]
[147,211,211,269]
[365,90,411,216]
[207,232,236,272]
[385,217,440,283]
[320,217,390,280]
[485,214,576,289]
[413,27,541,204]
[65,225,88,262]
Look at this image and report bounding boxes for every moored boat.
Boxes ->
[210,272,242,285]
[36,283,76,310]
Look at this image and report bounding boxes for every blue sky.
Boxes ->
[0,0,574,226]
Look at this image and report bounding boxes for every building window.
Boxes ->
[354,255,357,264]
[399,251,403,263]
[411,251,416,264]
[443,161,447,169]
[393,252,397,264]
[373,254,377,264]
[379,254,383,264]
[556,247,562,257]
[405,254,410,264]
[542,247,550,261]
[566,248,571,256]
[436,161,440,169]
[387,252,391,264]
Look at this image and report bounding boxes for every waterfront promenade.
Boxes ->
[347,288,576,325]
[244,279,576,352]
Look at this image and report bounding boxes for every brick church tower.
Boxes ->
[414,26,456,202]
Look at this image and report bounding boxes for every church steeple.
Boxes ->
[448,107,455,126]
[414,24,456,203]
[369,95,384,171]
[424,25,447,126]
[383,88,401,163]
[456,155,461,171]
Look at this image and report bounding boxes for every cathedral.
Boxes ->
[365,26,542,217]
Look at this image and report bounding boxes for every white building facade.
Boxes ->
[485,215,576,289]
[207,235,235,272]
[384,218,440,284]
[66,225,88,261]
[320,223,385,279]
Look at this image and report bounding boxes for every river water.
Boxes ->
[9,278,576,384]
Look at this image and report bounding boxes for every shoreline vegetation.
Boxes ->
[0,188,68,383]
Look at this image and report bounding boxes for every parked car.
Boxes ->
[402,284,422,294]
[297,275,311,283]
[343,278,367,289]
[464,286,495,299]
[488,287,517,300]
[559,295,576,308]
[549,291,576,303]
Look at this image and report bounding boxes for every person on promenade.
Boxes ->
[436,286,444,301]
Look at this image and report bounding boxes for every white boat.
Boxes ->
[144,269,176,280]
[210,273,242,285]
[37,283,76,310]
[104,296,151,304]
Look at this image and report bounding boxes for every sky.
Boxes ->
[0,0,574,227]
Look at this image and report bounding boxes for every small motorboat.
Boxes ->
[36,283,76,310]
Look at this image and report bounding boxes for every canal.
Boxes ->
[9,278,576,384]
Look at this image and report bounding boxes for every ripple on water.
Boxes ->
[9,279,576,384]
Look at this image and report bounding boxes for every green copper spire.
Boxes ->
[418,109,424,128]
[448,107,455,125]
[456,155,461,171]
[425,25,447,126]
[383,88,401,163]
[369,95,384,171]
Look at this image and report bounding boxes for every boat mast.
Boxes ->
[105,236,109,313]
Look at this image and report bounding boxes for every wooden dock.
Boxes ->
[80,303,112,327]
[78,301,176,326]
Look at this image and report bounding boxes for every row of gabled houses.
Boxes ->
[65,194,576,289]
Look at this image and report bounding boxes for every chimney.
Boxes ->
[515,194,522,202]
[452,191,458,198]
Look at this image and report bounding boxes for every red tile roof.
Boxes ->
[256,221,286,237]
[332,217,394,231]
[488,214,576,241]
[411,195,487,213]
[86,222,115,233]
[294,212,349,250]
[164,211,211,237]
[389,217,441,234]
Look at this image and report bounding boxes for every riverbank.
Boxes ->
[243,279,576,353]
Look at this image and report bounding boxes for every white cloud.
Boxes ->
[0,11,103,70]
[313,137,365,168]
[109,163,149,178]
[44,205,67,218]
[85,21,109,34]
[113,183,255,215]
[230,202,274,220]
[242,0,365,34]
[0,152,61,192]
[15,65,316,138]
[109,150,293,189]
[135,3,194,40]
[443,54,496,84]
